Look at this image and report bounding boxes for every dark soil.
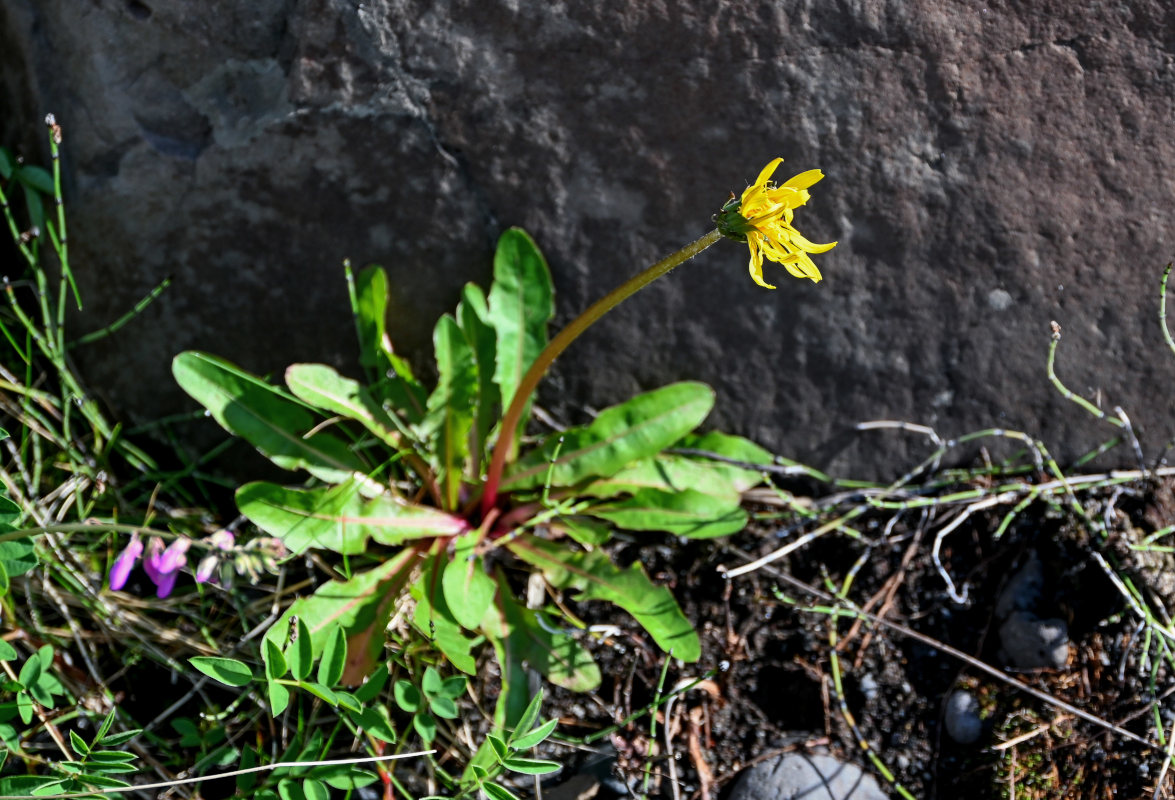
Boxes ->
[522,473,1175,800]
[25,457,1174,800]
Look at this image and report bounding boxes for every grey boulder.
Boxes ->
[5,2,1175,479]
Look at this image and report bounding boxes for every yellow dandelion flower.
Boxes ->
[716,157,837,289]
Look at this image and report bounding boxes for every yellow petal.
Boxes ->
[753,157,784,188]
[740,183,768,211]
[756,235,800,263]
[782,254,822,282]
[766,187,811,208]
[782,169,825,190]
[746,240,776,289]
[806,239,838,254]
[787,230,838,254]
[744,201,788,224]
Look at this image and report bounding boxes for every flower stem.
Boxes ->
[480,227,723,516]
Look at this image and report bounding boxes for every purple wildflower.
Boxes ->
[109,533,143,591]
[142,537,190,598]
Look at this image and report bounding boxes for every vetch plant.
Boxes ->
[191,620,396,797]
[170,643,392,800]
[0,643,144,799]
[393,666,466,745]
[108,528,245,597]
[192,619,398,746]
[0,709,144,797]
[459,689,562,800]
[169,159,835,739]
[3,644,65,730]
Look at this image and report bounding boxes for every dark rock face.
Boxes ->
[3,1,1175,477]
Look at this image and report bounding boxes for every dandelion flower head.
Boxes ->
[716,158,837,289]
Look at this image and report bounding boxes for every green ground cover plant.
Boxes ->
[6,114,1175,800]
[0,115,844,798]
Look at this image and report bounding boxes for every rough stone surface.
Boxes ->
[999,610,1071,669]
[944,690,983,744]
[730,753,888,800]
[5,2,1175,476]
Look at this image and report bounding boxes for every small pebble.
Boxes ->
[999,611,1070,669]
[858,673,879,701]
[944,690,983,744]
[730,753,888,800]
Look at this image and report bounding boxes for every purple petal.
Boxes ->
[142,537,166,585]
[108,534,143,591]
[157,538,190,574]
[144,538,190,596]
[153,569,178,598]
